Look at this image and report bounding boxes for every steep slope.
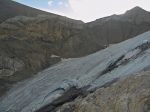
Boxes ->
[124,6,150,23]
[58,70,150,112]
[0,0,54,23]
[0,31,150,112]
[0,15,84,96]
[1,6,150,97]
[86,6,150,45]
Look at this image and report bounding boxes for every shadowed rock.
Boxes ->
[57,70,150,112]
[0,31,150,112]
[1,1,150,101]
[0,0,55,23]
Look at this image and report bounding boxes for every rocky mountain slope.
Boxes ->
[0,31,149,112]
[1,0,150,98]
[0,15,84,96]
[86,6,150,45]
[58,70,150,112]
[0,0,54,23]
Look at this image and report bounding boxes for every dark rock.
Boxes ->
[57,71,150,112]
[36,86,86,112]
[0,0,56,23]
[1,4,150,97]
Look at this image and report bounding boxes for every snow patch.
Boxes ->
[51,54,60,58]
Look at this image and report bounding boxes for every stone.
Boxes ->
[57,70,150,112]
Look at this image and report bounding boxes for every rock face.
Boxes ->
[86,6,150,45]
[1,1,150,98]
[0,15,84,96]
[0,56,24,77]
[0,31,150,112]
[57,70,150,112]
[0,0,54,23]
[0,15,84,57]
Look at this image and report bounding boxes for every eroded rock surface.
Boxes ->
[57,70,150,112]
[0,31,150,112]
[0,55,24,77]
[0,0,55,23]
[1,4,150,97]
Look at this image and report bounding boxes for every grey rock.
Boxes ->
[0,0,55,23]
[1,2,150,99]
[57,70,150,112]
[0,31,150,112]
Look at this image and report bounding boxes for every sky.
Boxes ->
[13,0,150,22]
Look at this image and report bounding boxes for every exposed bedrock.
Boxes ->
[1,4,150,96]
[0,31,150,112]
[57,70,150,112]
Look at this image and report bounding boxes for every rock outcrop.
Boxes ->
[0,0,54,23]
[86,7,150,45]
[0,31,149,112]
[57,70,150,112]
[0,15,85,96]
[1,1,150,99]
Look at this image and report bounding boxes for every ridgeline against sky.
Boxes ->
[13,0,150,22]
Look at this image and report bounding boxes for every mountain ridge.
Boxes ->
[0,1,150,111]
[87,6,149,24]
[0,0,58,23]
[0,0,150,98]
[0,31,149,112]
[0,0,149,24]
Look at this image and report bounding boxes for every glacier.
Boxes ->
[0,31,150,112]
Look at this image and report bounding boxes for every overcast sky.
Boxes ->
[14,0,150,22]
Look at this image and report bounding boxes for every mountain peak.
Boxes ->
[122,6,150,24]
[131,6,145,11]
[125,6,148,15]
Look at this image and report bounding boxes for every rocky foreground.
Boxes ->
[57,70,150,112]
[0,31,149,112]
[0,1,150,111]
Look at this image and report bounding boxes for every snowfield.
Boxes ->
[0,31,150,112]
